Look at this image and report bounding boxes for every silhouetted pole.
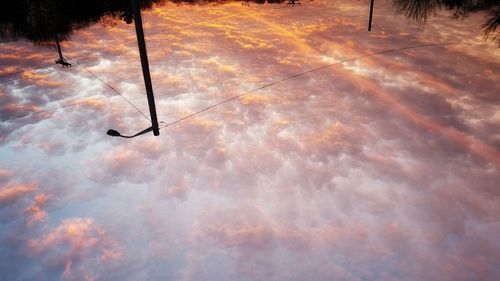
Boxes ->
[54,39,71,67]
[368,0,374,31]
[55,39,63,61]
[130,0,160,136]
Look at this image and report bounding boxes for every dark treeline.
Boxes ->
[0,0,498,45]
[0,0,159,44]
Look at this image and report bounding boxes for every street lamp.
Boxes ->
[107,126,154,138]
[108,0,160,138]
[130,0,160,136]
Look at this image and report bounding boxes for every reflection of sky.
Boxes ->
[1,0,500,280]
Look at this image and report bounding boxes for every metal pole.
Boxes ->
[55,39,63,61]
[130,0,160,136]
[368,0,375,31]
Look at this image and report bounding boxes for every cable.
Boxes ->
[0,45,63,82]
[0,59,151,123]
[0,65,62,87]
[158,42,461,130]
[66,55,151,122]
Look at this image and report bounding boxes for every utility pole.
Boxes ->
[130,0,160,136]
[368,0,375,31]
[55,40,63,61]
[55,39,71,67]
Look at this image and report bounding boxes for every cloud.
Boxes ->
[0,183,36,207]
[0,172,54,227]
[24,193,49,226]
[26,218,122,281]
[0,169,13,181]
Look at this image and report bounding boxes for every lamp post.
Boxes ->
[108,0,160,138]
[55,39,71,67]
[368,0,375,31]
[130,0,160,136]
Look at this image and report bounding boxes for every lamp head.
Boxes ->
[107,129,121,137]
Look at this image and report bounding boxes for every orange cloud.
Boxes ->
[1,103,43,117]
[0,183,37,206]
[25,193,49,225]
[27,218,122,277]
[0,169,14,180]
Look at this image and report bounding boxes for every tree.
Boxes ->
[393,0,500,44]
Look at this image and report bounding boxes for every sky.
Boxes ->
[1,0,500,280]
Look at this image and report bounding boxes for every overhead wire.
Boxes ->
[66,55,152,122]
[0,69,152,123]
[158,42,473,130]
[0,57,153,123]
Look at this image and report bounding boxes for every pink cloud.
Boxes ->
[27,218,122,280]
[0,169,13,181]
[0,183,36,206]
[24,193,49,226]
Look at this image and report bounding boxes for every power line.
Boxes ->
[0,45,63,82]
[66,56,151,122]
[158,42,463,130]
[0,57,153,123]
[0,65,62,87]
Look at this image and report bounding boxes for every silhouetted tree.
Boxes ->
[393,0,500,44]
[0,0,287,65]
[0,0,165,44]
[0,0,287,44]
